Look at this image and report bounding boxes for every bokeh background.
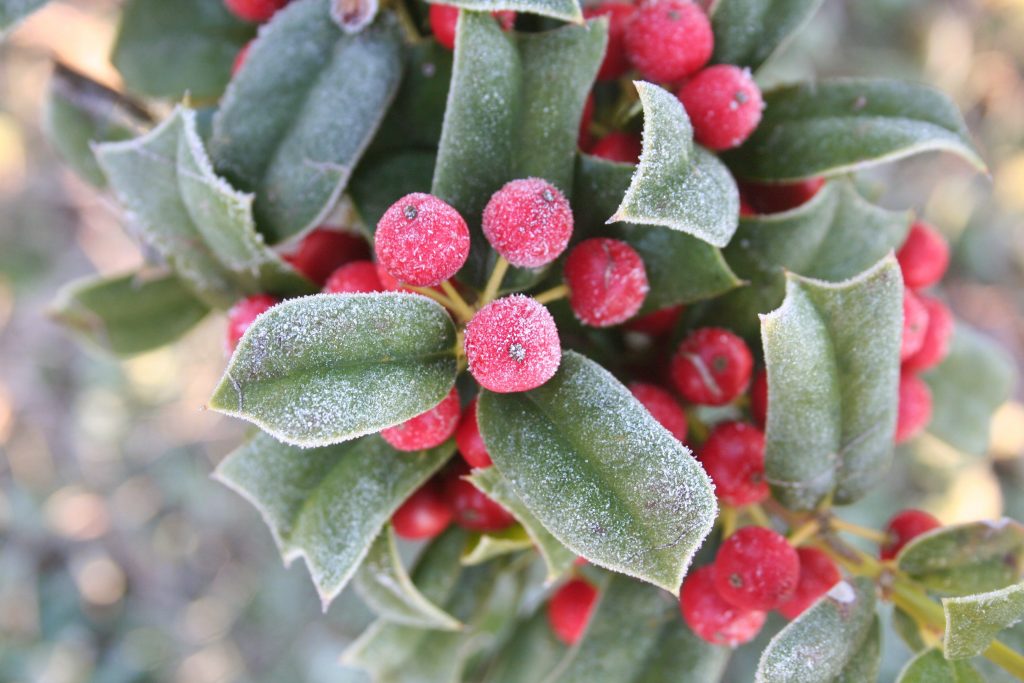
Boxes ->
[0,0,1022,681]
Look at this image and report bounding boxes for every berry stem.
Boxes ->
[439,280,476,321]
[719,505,737,538]
[746,503,772,528]
[534,284,569,305]
[829,517,890,544]
[787,518,820,547]
[480,256,510,306]
[985,641,1024,681]
[384,0,422,42]
[405,285,465,317]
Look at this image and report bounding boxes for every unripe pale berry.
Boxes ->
[392,481,453,540]
[590,132,642,164]
[880,509,941,560]
[226,294,277,351]
[677,65,764,150]
[323,261,384,294]
[564,238,649,327]
[629,382,688,442]
[897,221,950,290]
[284,227,370,286]
[381,387,461,452]
[583,2,635,81]
[624,0,713,84]
[224,0,289,23]
[443,464,516,532]
[749,368,768,428]
[481,178,574,268]
[902,296,953,373]
[680,565,766,646]
[548,578,598,645]
[738,177,826,215]
[375,193,470,287]
[464,295,562,393]
[901,289,930,361]
[699,421,768,506]
[671,327,753,406]
[777,547,841,620]
[895,370,932,444]
[624,304,683,336]
[713,526,800,611]
[455,399,493,469]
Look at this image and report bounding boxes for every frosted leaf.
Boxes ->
[0,0,48,34]
[710,0,824,71]
[943,583,1024,659]
[896,648,985,683]
[427,0,583,23]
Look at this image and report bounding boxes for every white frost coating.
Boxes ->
[826,580,856,604]
[943,582,1024,659]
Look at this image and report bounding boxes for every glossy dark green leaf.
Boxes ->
[897,648,984,683]
[944,583,1024,660]
[111,0,253,101]
[724,79,986,182]
[214,432,454,607]
[349,150,436,240]
[429,0,582,22]
[710,0,824,70]
[478,351,717,593]
[208,293,458,447]
[0,0,47,33]
[49,270,209,357]
[211,3,403,243]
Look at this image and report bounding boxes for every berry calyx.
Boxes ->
[880,509,941,560]
[624,0,713,84]
[444,466,516,532]
[564,238,649,327]
[750,368,768,428]
[226,294,278,352]
[677,65,764,151]
[375,193,471,287]
[901,289,930,361]
[895,370,932,444]
[712,526,800,611]
[548,578,599,645]
[481,178,574,268]
[392,480,453,540]
[224,0,289,23]
[590,132,643,164]
[455,399,493,469]
[381,388,461,452]
[670,327,753,406]
[738,177,826,214]
[629,382,688,442]
[583,2,635,81]
[699,421,768,506]
[777,547,841,620]
[896,220,950,290]
[623,305,683,336]
[464,295,562,393]
[283,227,370,286]
[323,260,384,294]
[680,565,766,646]
[902,296,953,373]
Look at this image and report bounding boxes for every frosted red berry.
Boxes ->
[548,579,598,646]
[897,221,950,290]
[226,294,277,352]
[699,421,768,506]
[224,0,289,23]
[584,2,635,80]
[464,295,562,393]
[284,227,370,286]
[750,368,768,427]
[429,4,459,50]
[629,382,688,442]
[481,178,574,268]
[232,41,252,76]
[392,481,453,540]
[895,371,932,444]
[444,467,516,532]
[671,327,753,406]
[902,296,953,373]
[323,260,384,294]
[738,177,826,214]
[777,548,842,620]
[455,399,493,469]
[680,565,767,646]
[564,238,649,327]
[880,509,941,560]
[381,388,461,452]
[624,305,683,336]
[590,132,642,164]
[678,65,764,150]
[375,193,471,287]
[624,0,712,84]
[713,527,799,611]
[901,289,930,361]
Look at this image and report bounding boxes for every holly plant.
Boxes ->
[21,0,1024,679]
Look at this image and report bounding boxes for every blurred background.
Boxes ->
[0,0,1022,681]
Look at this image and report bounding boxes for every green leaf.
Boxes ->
[835,615,882,682]
[209,293,458,447]
[944,583,1024,659]
[755,578,876,683]
[924,324,1017,456]
[349,150,436,240]
[49,270,209,357]
[0,0,48,34]
[214,432,454,607]
[369,42,453,155]
[897,648,985,683]
[897,518,1024,597]
[893,606,928,653]
[478,351,717,593]
[210,4,403,243]
[111,0,253,101]
[461,525,535,566]
[710,0,824,70]
[761,256,902,509]
[725,79,986,181]
[482,609,565,683]
[353,525,462,630]
[468,466,577,581]
[94,107,313,310]
[428,0,583,23]
[432,12,607,286]
[545,574,730,683]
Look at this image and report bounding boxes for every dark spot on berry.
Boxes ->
[729,573,743,588]
[667,9,679,20]
[712,355,729,372]
[403,205,418,220]
[735,91,749,105]
[541,188,555,203]
[508,342,526,362]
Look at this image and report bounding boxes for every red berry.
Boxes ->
[548,579,599,645]
[713,527,800,611]
[464,295,562,393]
[494,10,516,30]
[901,289,930,361]
[224,0,289,22]
[880,509,941,560]
[699,421,768,506]
[897,221,950,290]
[283,227,371,286]
[323,260,384,294]
[444,467,516,532]
[777,548,841,620]
[629,382,688,442]
[623,305,683,336]
[895,370,932,444]
[429,4,459,50]
[902,296,953,373]
[583,2,635,80]
[455,399,493,469]
[738,178,826,214]
[739,195,756,217]
[232,41,252,76]
[680,565,766,646]
[381,388,461,452]
[750,368,768,428]
[564,238,649,327]
[579,93,596,151]
[670,327,753,406]
[590,132,642,164]
[678,65,763,150]
[226,294,277,352]
[375,193,471,287]
[624,0,713,83]
[392,481,453,540]
[481,178,574,268]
